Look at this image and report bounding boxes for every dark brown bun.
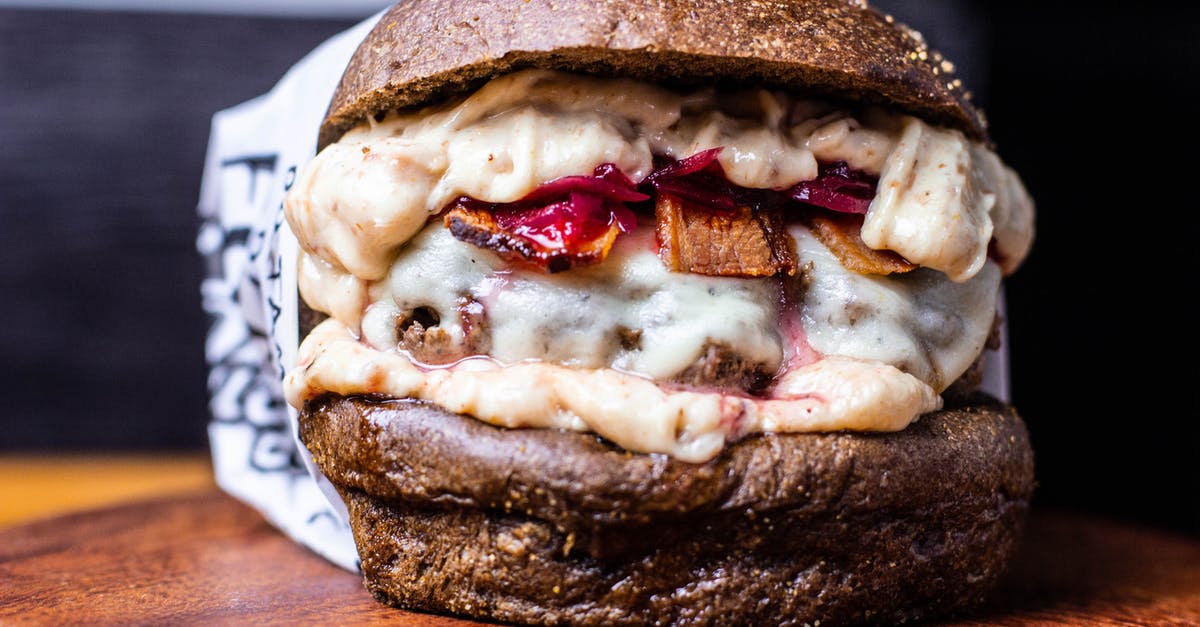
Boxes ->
[300,395,1034,626]
[318,0,986,151]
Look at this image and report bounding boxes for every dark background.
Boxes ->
[2,2,1197,537]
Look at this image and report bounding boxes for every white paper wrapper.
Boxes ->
[196,11,384,572]
[195,10,1011,574]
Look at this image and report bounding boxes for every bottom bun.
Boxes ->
[299,394,1034,626]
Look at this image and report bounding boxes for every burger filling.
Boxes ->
[283,70,1033,462]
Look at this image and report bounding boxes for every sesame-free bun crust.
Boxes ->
[318,0,986,150]
[300,394,1035,626]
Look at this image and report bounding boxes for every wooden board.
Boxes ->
[1,489,1198,625]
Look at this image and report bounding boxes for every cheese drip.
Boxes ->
[281,69,1032,460]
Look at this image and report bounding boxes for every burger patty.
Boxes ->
[395,301,490,366]
[306,293,992,399]
[399,319,773,392]
[669,342,774,393]
[299,394,1034,626]
[392,305,988,396]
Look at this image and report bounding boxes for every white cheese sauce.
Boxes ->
[791,226,1001,392]
[286,318,940,462]
[281,69,1035,461]
[363,224,782,380]
[863,117,1033,282]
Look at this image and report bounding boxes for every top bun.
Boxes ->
[318,0,986,150]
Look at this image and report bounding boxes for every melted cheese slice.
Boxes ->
[361,225,782,380]
[792,226,1001,392]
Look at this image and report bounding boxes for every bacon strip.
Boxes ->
[806,212,916,276]
[444,202,622,273]
[655,193,796,277]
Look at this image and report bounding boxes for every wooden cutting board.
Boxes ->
[1,489,1198,625]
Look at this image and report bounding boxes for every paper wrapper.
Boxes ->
[195,12,382,572]
[195,11,1011,574]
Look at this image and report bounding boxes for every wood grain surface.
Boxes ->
[0,489,471,625]
[1,489,1197,626]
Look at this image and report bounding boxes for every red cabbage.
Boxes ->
[452,151,878,262]
[494,192,623,250]
[462,163,644,253]
[642,147,780,212]
[642,149,877,216]
[522,164,650,205]
[787,160,878,214]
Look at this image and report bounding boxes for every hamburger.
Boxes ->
[281,0,1037,625]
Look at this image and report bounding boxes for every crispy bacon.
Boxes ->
[646,151,900,277]
[442,149,900,278]
[443,164,644,273]
[806,212,916,276]
[444,201,624,273]
[656,193,796,277]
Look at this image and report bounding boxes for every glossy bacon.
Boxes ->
[444,164,645,273]
[648,151,901,277]
[444,200,624,273]
[443,150,893,277]
[806,212,916,276]
[656,193,796,277]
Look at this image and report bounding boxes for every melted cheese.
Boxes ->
[285,318,940,462]
[282,70,1034,460]
[362,224,782,380]
[792,226,1000,392]
[864,117,1034,281]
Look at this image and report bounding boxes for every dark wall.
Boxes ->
[984,1,1200,539]
[0,8,358,449]
[2,4,1197,536]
